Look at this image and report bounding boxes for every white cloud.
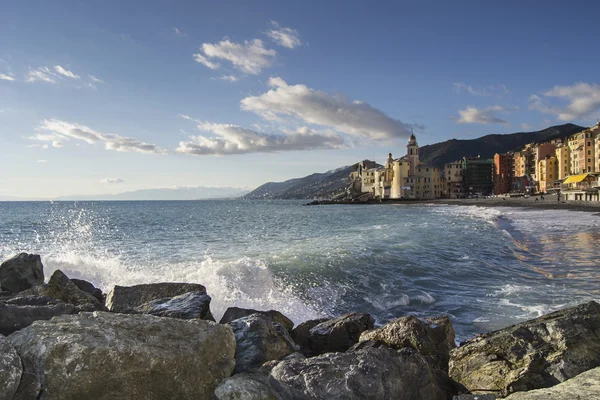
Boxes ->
[176,122,345,156]
[194,39,276,74]
[173,27,186,37]
[36,160,47,163]
[36,119,167,154]
[267,21,301,49]
[453,82,509,97]
[529,82,600,121]
[220,75,239,82]
[0,73,15,81]
[240,77,412,140]
[193,53,220,70]
[54,65,80,79]
[452,105,513,125]
[100,178,124,184]
[26,67,57,83]
[89,75,104,83]
[52,141,63,148]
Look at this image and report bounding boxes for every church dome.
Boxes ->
[407,133,417,146]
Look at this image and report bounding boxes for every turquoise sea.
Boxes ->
[1,200,599,341]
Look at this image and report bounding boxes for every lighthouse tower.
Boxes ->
[407,130,419,175]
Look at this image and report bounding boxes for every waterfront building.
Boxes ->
[443,161,463,198]
[461,157,494,196]
[493,152,513,195]
[537,156,558,193]
[555,145,570,180]
[561,173,600,201]
[567,125,599,174]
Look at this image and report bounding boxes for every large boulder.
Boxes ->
[106,282,207,313]
[0,253,44,293]
[290,318,329,356]
[504,366,600,399]
[308,312,374,355]
[216,346,456,400]
[133,291,215,321]
[220,307,294,332]
[229,313,298,374]
[8,311,236,400]
[0,335,22,400]
[0,296,76,336]
[70,278,104,305]
[360,315,456,371]
[449,301,600,397]
[45,270,105,311]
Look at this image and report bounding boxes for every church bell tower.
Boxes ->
[407,130,419,175]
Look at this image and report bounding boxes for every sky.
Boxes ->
[1,0,600,198]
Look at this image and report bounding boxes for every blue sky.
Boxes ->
[1,0,600,197]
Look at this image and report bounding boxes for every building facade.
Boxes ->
[493,152,513,195]
[462,157,494,196]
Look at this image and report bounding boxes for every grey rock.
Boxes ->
[0,253,44,293]
[360,315,456,371]
[8,311,236,400]
[70,278,104,304]
[453,395,496,400]
[45,270,105,311]
[268,346,452,400]
[0,335,22,400]
[214,372,284,400]
[308,312,374,355]
[133,291,215,321]
[449,301,600,397]
[0,300,76,336]
[220,307,294,332]
[106,282,207,313]
[504,366,600,399]
[229,314,298,374]
[2,295,62,306]
[290,318,328,356]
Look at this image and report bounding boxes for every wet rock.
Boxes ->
[290,318,329,356]
[0,298,76,336]
[134,291,215,321]
[71,278,104,305]
[45,270,105,311]
[0,335,22,400]
[504,366,600,399]
[449,301,600,397]
[106,282,207,313]
[360,315,456,371]
[220,307,294,332]
[229,313,298,374]
[268,346,452,400]
[8,311,236,400]
[308,312,374,355]
[0,253,44,293]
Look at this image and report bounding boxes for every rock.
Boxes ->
[0,253,44,293]
[133,291,215,321]
[449,301,600,397]
[0,335,22,400]
[106,282,207,313]
[220,307,294,332]
[8,311,236,400]
[290,318,329,356]
[71,278,104,304]
[268,346,453,399]
[308,312,374,355]
[229,313,298,374]
[359,315,456,371]
[214,371,283,400]
[453,395,496,400]
[504,366,600,399]
[45,270,105,311]
[0,298,76,336]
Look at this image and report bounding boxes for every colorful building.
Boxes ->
[537,156,558,193]
[443,161,463,198]
[493,152,513,195]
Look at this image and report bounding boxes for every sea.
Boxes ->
[1,200,599,341]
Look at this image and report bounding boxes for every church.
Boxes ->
[351,133,443,200]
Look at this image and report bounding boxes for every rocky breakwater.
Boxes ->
[2,253,600,399]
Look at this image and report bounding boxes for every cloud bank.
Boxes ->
[241,77,412,140]
[35,119,167,154]
[452,105,512,125]
[176,122,345,156]
[529,82,600,121]
[193,39,276,74]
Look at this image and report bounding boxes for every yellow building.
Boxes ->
[537,156,558,193]
[444,162,463,198]
[567,125,599,174]
[555,145,570,180]
[513,151,526,178]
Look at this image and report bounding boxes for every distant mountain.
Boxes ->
[53,186,250,201]
[418,123,586,168]
[242,164,377,200]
